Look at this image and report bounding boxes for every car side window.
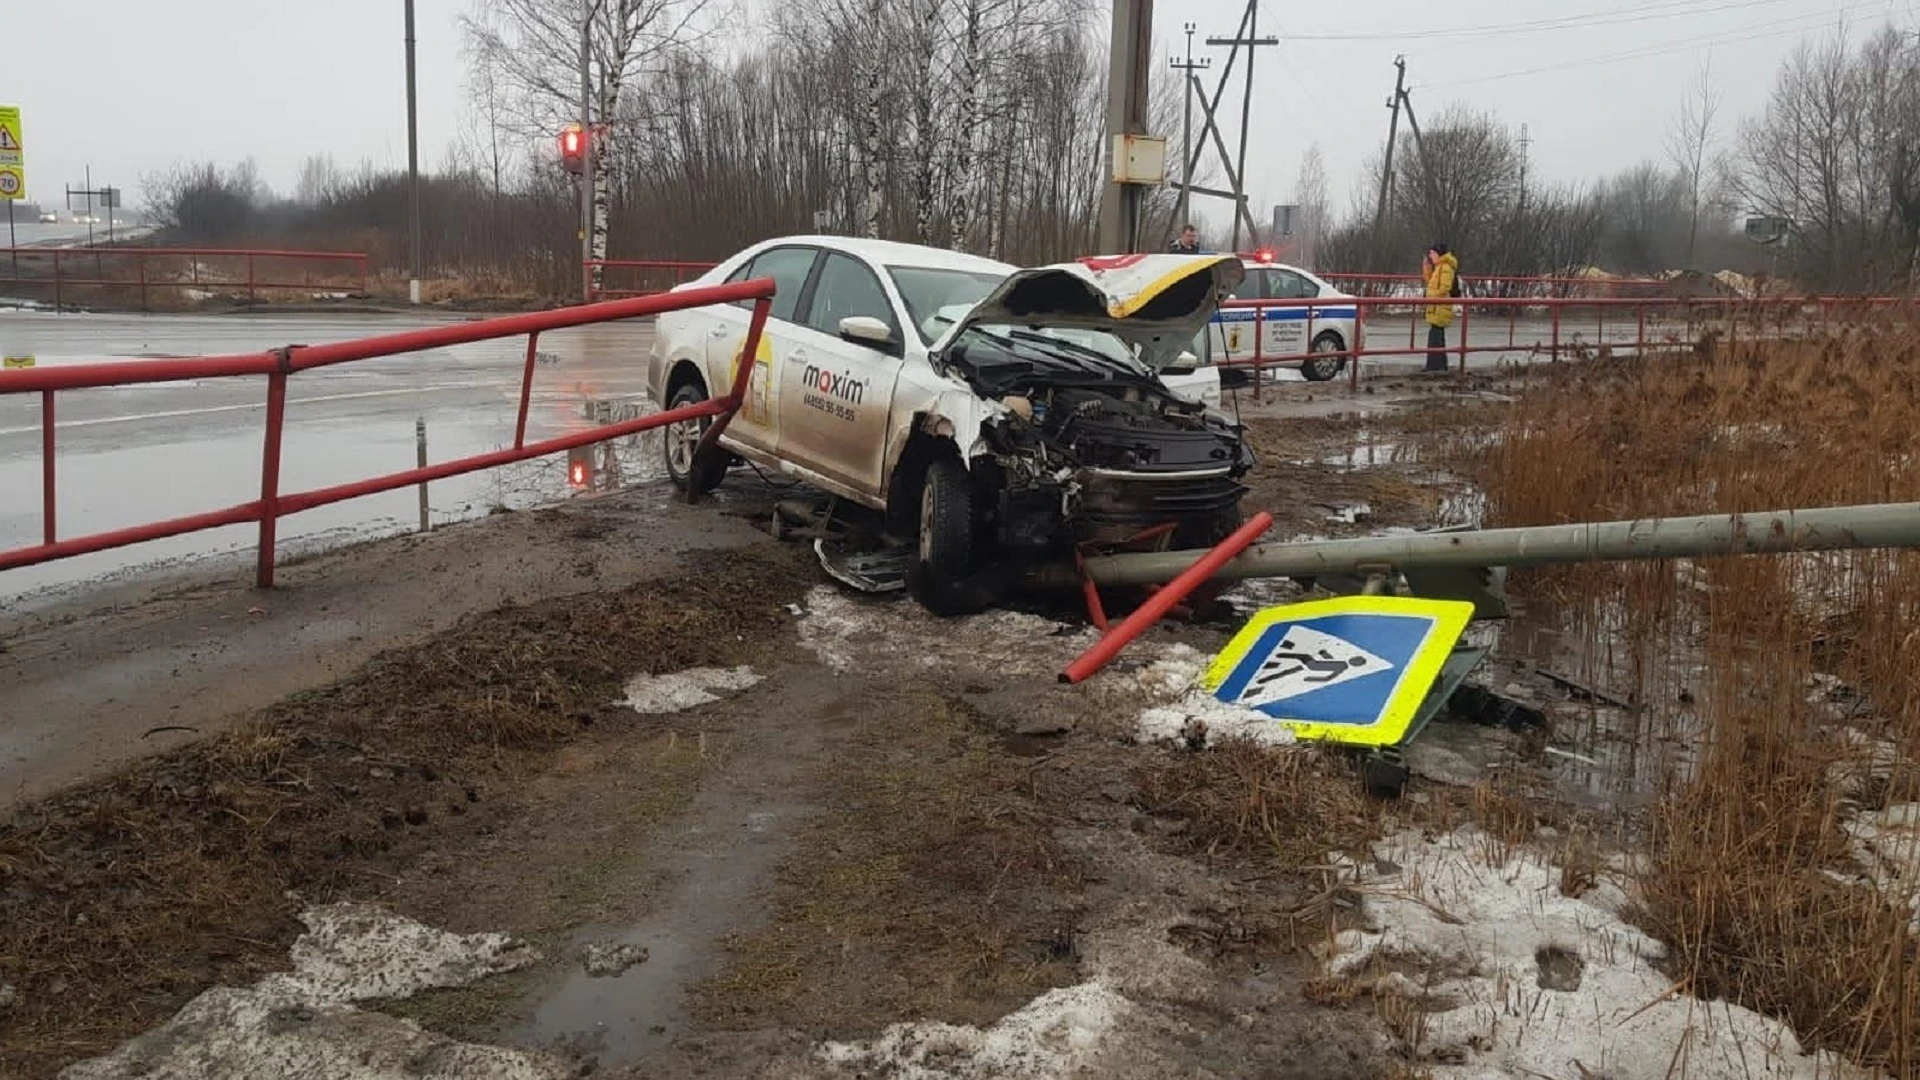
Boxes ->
[802,253,899,347]
[733,246,817,320]
[1229,269,1269,301]
[1271,270,1317,300]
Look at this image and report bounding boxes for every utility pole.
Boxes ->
[1207,1,1277,252]
[1097,0,1154,255]
[579,0,595,301]
[1371,56,1407,261]
[1518,122,1531,217]
[405,0,421,305]
[1169,23,1210,232]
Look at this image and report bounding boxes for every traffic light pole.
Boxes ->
[578,0,594,303]
[405,0,422,305]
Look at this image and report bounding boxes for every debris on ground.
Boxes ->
[580,942,652,978]
[1323,828,1882,1080]
[815,982,1132,1079]
[56,904,561,1080]
[619,665,763,713]
[795,586,1096,679]
[1125,644,1299,748]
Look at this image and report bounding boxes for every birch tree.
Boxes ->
[463,0,720,288]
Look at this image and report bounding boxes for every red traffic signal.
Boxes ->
[559,124,586,174]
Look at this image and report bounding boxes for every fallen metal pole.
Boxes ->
[1036,503,1920,590]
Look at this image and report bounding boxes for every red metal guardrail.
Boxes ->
[0,247,371,311]
[586,259,718,302]
[1211,293,1909,395]
[1319,270,1675,299]
[0,278,775,587]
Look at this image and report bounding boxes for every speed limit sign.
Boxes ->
[0,170,20,197]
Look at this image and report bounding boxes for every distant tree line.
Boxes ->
[139,13,1919,296]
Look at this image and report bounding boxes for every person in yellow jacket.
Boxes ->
[1422,243,1459,372]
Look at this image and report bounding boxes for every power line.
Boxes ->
[1425,5,1876,90]
[1281,0,1805,42]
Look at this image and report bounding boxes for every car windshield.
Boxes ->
[886,266,1005,344]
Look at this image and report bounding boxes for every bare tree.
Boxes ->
[1293,143,1329,268]
[463,0,722,284]
[1665,59,1722,269]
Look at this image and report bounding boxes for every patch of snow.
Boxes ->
[1130,643,1299,748]
[817,981,1131,1079]
[580,942,651,977]
[796,586,1096,678]
[1325,827,1882,1080]
[57,904,561,1080]
[0,982,16,1009]
[181,288,217,301]
[1844,803,1920,931]
[264,902,537,1004]
[619,665,762,713]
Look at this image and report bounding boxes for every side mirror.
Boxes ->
[1163,350,1200,374]
[839,315,893,347]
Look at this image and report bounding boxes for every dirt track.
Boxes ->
[0,381,1511,1078]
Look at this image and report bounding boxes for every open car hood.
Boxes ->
[932,254,1244,370]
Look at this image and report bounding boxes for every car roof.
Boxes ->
[754,235,1014,276]
[1241,258,1319,277]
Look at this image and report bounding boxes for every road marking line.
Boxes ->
[0,383,500,436]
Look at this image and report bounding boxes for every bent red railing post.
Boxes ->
[1456,301,1470,375]
[692,292,772,462]
[514,331,541,450]
[1061,511,1274,685]
[42,390,55,545]
[256,362,290,588]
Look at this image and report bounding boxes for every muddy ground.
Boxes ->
[2,376,1656,1079]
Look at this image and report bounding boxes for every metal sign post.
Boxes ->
[0,104,25,280]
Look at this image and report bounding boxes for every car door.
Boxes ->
[705,244,821,454]
[776,251,905,497]
[1216,268,1267,362]
[1264,268,1317,357]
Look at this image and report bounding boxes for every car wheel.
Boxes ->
[1303,332,1347,382]
[908,457,980,615]
[663,379,724,495]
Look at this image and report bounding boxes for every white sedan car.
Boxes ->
[1201,256,1358,382]
[646,238,1253,611]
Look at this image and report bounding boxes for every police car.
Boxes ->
[1200,253,1358,382]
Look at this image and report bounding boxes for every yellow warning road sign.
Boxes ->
[1200,594,1476,748]
[0,106,24,201]
[3,356,36,369]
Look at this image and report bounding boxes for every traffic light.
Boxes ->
[559,124,586,175]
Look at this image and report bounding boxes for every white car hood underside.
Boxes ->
[934,254,1244,369]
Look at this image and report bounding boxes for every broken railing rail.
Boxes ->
[1034,503,1920,592]
[0,246,372,311]
[1214,293,1912,394]
[0,278,775,587]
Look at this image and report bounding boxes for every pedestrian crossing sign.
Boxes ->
[1200,595,1476,748]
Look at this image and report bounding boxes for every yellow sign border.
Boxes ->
[1200,594,1476,748]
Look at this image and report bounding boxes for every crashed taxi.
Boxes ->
[646,238,1252,612]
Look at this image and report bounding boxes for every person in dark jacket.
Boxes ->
[1422,243,1459,372]
[1169,224,1200,254]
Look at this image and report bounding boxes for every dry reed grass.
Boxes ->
[1448,315,1920,1073]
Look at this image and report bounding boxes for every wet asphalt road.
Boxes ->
[0,310,662,602]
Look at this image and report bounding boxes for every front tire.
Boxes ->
[907,457,982,616]
[1303,332,1347,382]
[663,379,725,496]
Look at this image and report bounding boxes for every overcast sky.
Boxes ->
[4,0,1911,228]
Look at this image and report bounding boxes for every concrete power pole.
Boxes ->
[1371,56,1406,263]
[1097,0,1154,255]
[405,0,421,305]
